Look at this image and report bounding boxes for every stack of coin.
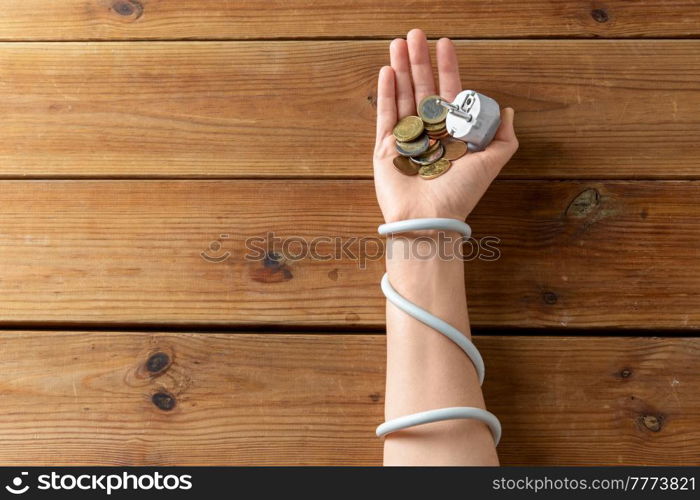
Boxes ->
[419,94,449,140]
[391,95,468,179]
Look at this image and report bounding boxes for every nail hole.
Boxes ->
[542,291,558,305]
[146,352,171,374]
[152,392,176,411]
[640,415,662,432]
[591,8,609,23]
[112,0,143,20]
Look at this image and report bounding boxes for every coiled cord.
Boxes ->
[376,218,501,445]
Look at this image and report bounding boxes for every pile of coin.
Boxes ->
[392,94,468,179]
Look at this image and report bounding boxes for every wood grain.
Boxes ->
[0,41,698,179]
[0,1,699,40]
[0,331,696,466]
[0,180,698,329]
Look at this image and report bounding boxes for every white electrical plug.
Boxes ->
[440,90,501,152]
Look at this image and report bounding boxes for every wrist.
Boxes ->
[382,211,468,225]
[385,230,467,264]
[386,232,466,305]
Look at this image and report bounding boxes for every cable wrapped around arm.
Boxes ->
[376,218,501,445]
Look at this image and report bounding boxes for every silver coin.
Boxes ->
[409,144,445,166]
[395,134,429,157]
[419,95,449,124]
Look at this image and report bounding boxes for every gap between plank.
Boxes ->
[0,323,697,337]
[3,176,700,182]
[0,36,699,42]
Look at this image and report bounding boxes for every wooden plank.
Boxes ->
[0,180,698,329]
[0,1,699,40]
[0,41,698,179]
[0,331,697,466]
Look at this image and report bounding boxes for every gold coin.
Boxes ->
[396,134,429,156]
[418,95,449,124]
[426,129,447,136]
[426,122,446,130]
[419,158,451,179]
[427,130,447,137]
[393,116,424,142]
[428,130,450,139]
[442,139,468,160]
[424,120,447,132]
[393,155,420,176]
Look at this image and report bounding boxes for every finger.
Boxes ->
[406,28,436,105]
[375,65,397,145]
[390,38,416,117]
[494,107,517,143]
[436,38,461,101]
[473,107,519,176]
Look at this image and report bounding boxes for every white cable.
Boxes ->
[378,217,472,239]
[380,274,485,384]
[376,407,502,444]
[377,217,501,445]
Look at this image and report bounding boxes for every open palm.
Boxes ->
[373,29,518,224]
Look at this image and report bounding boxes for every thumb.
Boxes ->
[494,107,517,143]
[472,107,518,176]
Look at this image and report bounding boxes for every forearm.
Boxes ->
[383,233,499,465]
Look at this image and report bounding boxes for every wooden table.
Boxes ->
[0,1,699,465]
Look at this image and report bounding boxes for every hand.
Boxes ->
[373,29,519,224]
